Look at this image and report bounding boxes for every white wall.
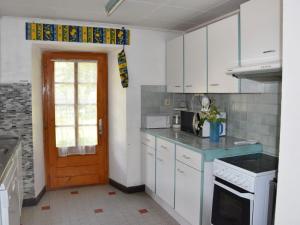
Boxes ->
[31,46,45,197]
[275,1,300,225]
[125,29,171,186]
[0,16,178,194]
[108,49,128,185]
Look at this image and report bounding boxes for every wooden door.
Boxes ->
[43,52,108,190]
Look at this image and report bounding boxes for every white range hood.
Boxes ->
[226,62,282,78]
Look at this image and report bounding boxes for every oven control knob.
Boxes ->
[228,175,234,181]
[215,170,221,176]
[232,177,238,183]
[237,179,246,186]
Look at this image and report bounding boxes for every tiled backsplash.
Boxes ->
[141,83,281,156]
[0,83,34,199]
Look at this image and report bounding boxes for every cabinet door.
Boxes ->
[184,27,207,93]
[241,0,281,65]
[175,161,201,225]
[156,138,175,207]
[167,36,184,93]
[142,144,156,192]
[208,15,239,93]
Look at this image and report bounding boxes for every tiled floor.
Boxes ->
[21,185,179,225]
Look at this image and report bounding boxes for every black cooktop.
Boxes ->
[219,153,279,173]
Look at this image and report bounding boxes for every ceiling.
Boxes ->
[0,0,248,31]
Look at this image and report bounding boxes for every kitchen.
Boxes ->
[0,0,298,225]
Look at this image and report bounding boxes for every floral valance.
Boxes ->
[25,22,130,45]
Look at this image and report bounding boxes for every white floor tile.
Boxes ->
[21,185,179,225]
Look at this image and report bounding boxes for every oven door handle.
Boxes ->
[214,180,254,200]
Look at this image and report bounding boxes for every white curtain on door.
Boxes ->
[54,61,98,157]
[58,146,96,157]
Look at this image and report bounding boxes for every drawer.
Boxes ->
[141,132,155,148]
[176,145,202,171]
[156,138,175,158]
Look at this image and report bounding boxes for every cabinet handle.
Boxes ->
[177,168,184,174]
[147,152,154,156]
[157,157,164,162]
[182,154,191,160]
[210,83,220,86]
[185,85,192,87]
[174,85,181,87]
[263,50,276,54]
[160,145,168,150]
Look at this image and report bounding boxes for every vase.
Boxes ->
[209,122,223,143]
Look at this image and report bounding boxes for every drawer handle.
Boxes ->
[185,85,192,87]
[210,83,219,86]
[174,85,181,87]
[157,157,164,162]
[147,152,154,156]
[177,168,184,174]
[160,145,168,150]
[263,50,276,54]
[182,154,191,160]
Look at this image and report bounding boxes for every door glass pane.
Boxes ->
[55,127,76,148]
[78,105,97,125]
[78,126,98,146]
[78,62,97,83]
[78,84,97,104]
[55,84,75,104]
[54,61,98,152]
[55,105,75,126]
[55,62,74,83]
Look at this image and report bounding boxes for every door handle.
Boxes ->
[263,50,276,54]
[99,119,103,135]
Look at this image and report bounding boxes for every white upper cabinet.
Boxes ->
[166,36,184,93]
[208,14,239,93]
[241,0,282,65]
[184,27,207,93]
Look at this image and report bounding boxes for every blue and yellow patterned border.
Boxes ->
[26,23,130,45]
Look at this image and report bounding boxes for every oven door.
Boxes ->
[211,178,254,225]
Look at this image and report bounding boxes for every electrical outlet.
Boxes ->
[164,98,171,106]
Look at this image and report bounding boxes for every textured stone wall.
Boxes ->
[0,83,34,199]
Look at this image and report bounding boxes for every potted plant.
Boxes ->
[201,101,225,143]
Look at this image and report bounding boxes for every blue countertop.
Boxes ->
[141,128,263,161]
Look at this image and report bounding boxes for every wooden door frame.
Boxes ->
[42,51,109,190]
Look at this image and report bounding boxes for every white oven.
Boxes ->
[211,178,254,225]
[211,154,278,225]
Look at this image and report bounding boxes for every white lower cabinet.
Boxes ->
[156,138,175,207]
[175,161,202,225]
[141,133,208,225]
[142,144,156,192]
